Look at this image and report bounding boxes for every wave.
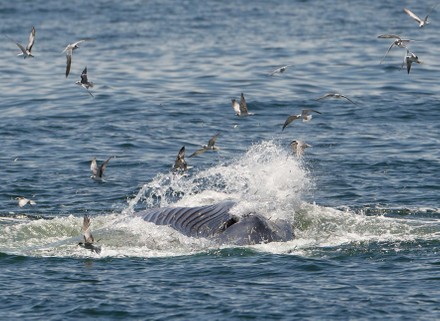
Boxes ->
[1,140,439,258]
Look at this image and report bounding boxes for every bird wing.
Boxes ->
[81,67,88,84]
[282,115,300,131]
[239,93,248,115]
[189,148,207,158]
[268,67,281,76]
[403,8,423,23]
[66,54,72,78]
[231,99,241,115]
[303,109,321,116]
[61,44,70,54]
[26,27,35,52]
[341,95,356,104]
[17,197,28,207]
[315,93,331,101]
[174,146,187,169]
[73,39,86,47]
[82,215,94,243]
[15,41,27,55]
[406,57,412,74]
[425,4,438,20]
[90,158,99,176]
[85,87,94,97]
[207,133,220,148]
[99,156,113,176]
[377,34,401,39]
[380,41,396,64]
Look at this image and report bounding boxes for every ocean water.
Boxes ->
[1,0,440,320]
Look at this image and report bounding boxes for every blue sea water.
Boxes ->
[1,0,440,319]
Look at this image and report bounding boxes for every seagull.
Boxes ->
[377,34,411,63]
[173,146,188,172]
[91,156,114,180]
[403,7,436,27]
[62,40,86,78]
[189,133,220,158]
[290,140,310,158]
[315,93,356,105]
[76,67,94,97]
[231,93,250,116]
[78,215,101,254]
[15,197,36,208]
[268,65,291,76]
[282,109,321,131]
[6,26,36,58]
[403,49,422,74]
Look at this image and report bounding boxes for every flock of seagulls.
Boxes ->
[8,4,437,254]
[377,6,438,73]
[4,27,95,96]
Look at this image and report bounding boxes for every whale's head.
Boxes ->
[217,214,294,245]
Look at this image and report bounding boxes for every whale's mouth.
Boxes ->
[219,216,239,232]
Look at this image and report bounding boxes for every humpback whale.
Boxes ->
[136,201,294,245]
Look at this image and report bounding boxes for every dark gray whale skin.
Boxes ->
[136,201,294,245]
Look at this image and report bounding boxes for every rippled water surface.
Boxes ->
[1,0,440,320]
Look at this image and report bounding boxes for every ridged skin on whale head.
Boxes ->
[136,201,294,245]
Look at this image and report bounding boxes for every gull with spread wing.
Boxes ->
[231,93,251,116]
[62,40,87,78]
[189,133,220,158]
[315,92,356,105]
[6,26,36,58]
[403,6,436,27]
[290,140,311,158]
[90,156,114,180]
[403,49,422,74]
[76,66,94,97]
[173,146,188,172]
[282,109,321,131]
[377,34,411,64]
[268,65,292,76]
[15,196,36,208]
[78,215,101,254]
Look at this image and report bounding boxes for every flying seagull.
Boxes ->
[403,49,422,74]
[62,40,86,78]
[6,26,36,58]
[78,215,101,254]
[315,92,356,105]
[282,109,321,131]
[90,156,114,180]
[403,7,435,28]
[173,146,188,172]
[76,67,94,97]
[377,34,411,64]
[231,93,250,116]
[290,140,311,158]
[268,65,291,76]
[189,133,220,158]
[15,196,36,208]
